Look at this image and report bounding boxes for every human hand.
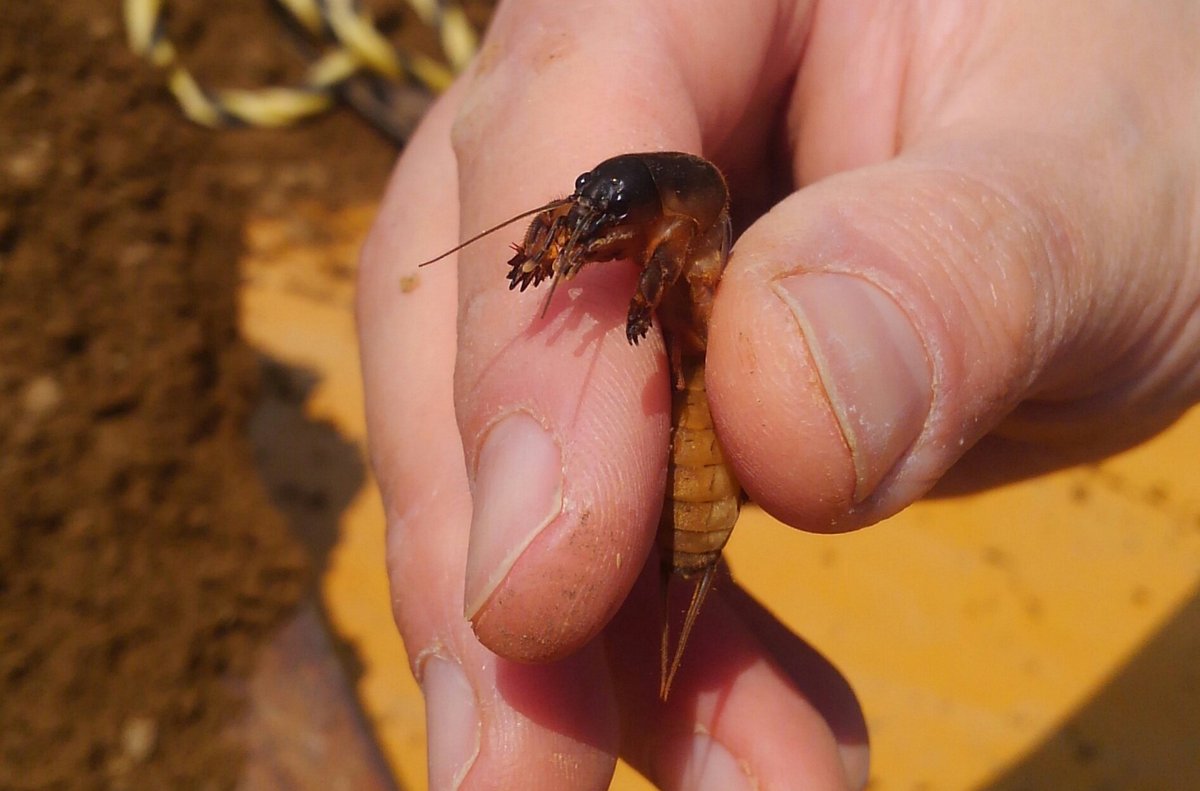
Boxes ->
[357,2,1200,788]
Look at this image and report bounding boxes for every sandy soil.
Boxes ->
[0,3,404,787]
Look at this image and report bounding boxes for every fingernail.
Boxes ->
[464,412,563,618]
[776,274,932,501]
[840,742,872,791]
[422,657,480,791]
[677,734,754,791]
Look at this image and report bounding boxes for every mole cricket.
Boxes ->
[419,151,742,699]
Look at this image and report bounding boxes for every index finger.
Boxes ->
[445,0,806,660]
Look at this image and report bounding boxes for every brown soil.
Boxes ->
[0,2,409,788]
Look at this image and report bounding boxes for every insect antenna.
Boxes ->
[417,198,571,268]
[660,562,717,701]
[536,215,589,318]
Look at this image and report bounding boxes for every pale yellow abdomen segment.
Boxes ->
[660,360,741,578]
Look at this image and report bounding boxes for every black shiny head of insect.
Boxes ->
[418,154,665,272]
[566,154,661,237]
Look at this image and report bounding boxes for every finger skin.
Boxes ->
[447,0,807,660]
[709,1,1200,530]
[720,582,868,782]
[361,0,1200,787]
[605,567,866,790]
[358,89,619,790]
[358,19,858,787]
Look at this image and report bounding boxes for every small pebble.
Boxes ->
[4,135,53,190]
[121,716,158,764]
[22,375,63,418]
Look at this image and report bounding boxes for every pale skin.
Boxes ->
[356,2,1200,789]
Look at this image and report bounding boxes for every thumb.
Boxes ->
[708,135,1198,531]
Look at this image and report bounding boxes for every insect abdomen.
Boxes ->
[661,359,739,577]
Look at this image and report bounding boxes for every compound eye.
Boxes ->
[574,171,593,192]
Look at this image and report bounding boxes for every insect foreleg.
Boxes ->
[628,263,666,345]
[626,219,694,346]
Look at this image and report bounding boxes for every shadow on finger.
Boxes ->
[604,560,865,789]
